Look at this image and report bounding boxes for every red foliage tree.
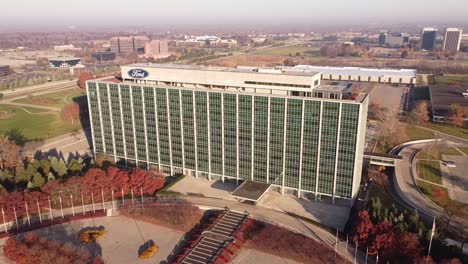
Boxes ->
[78,72,93,89]
[351,210,374,246]
[128,168,164,195]
[61,103,80,124]
[368,221,397,260]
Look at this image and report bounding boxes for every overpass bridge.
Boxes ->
[363,152,402,166]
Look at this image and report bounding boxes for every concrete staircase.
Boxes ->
[181,210,248,264]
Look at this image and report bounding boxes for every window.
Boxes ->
[245,81,310,89]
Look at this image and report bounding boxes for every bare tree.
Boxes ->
[448,104,467,128]
[0,135,21,170]
[410,101,431,124]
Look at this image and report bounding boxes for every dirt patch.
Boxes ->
[0,110,16,119]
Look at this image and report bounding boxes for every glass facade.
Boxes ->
[88,82,365,199]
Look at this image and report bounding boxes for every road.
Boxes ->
[0,79,77,98]
[390,128,468,236]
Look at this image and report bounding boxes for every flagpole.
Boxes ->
[365,247,368,264]
[427,217,436,260]
[354,241,358,264]
[335,229,338,259]
[346,234,349,259]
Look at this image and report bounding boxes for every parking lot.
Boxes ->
[440,155,468,204]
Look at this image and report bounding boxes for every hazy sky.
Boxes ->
[1,0,467,29]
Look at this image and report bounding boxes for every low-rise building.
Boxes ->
[0,65,13,78]
[287,65,417,85]
[49,57,81,68]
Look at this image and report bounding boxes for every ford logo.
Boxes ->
[128,69,149,79]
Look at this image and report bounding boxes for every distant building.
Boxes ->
[54,44,82,52]
[110,36,150,55]
[443,28,463,53]
[378,31,388,46]
[49,57,81,68]
[175,36,238,48]
[421,28,437,51]
[144,40,169,58]
[92,51,116,62]
[0,65,13,78]
[378,31,408,47]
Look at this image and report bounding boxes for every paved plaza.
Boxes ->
[440,155,468,204]
[232,249,302,264]
[170,176,351,230]
[0,216,184,264]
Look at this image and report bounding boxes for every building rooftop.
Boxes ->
[314,81,352,93]
[430,85,468,117]
[49,57,80,61]
[126,63,321,77]
[289,65,417,78]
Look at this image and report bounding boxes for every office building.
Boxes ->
[110,36,150,55]
[144,40,169,57]
[379,31,409,47]
[92,51,116,62]
[48,57,81,68]
[0,65,13,78]
[87,64,369,200]
[443,28,463,53]
[421,28,437,51]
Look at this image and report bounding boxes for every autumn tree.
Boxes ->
[128,168,165,195]
[0,135,21,170]
[61,102,80,124]
[378,116,409,150]
[78,72,93,89]
[368,221,397,259]
[351,210,374,246]
[410,101,431,124]
[448,104,467,127]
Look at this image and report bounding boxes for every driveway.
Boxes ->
[440,155,468,204]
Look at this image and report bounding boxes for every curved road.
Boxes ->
[391,129,468,235]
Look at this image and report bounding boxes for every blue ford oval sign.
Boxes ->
[128,69,149,79]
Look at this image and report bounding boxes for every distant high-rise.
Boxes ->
[378,31,388,46]
[110,36,150,55]
[421,28,437,51]
[443,28,463,53]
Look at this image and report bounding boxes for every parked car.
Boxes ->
[442,161,456,168]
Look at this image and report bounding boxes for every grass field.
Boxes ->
[416,160,442,184]
[255,45,320,57]
[417,180,468,220]
[13,88,86,108]
[416,146,462,160]
[434,75,468,86]
[458,147,468,155]
[0,105,81,140]
[405,126,435,140]
[426,123,468,140]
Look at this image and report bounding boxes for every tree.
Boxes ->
[410,101,431,124]
[351,210,374,246]
[128,168,165,195]
[448,104,467,127]
[0,135,21,170]
[396,232,423,262]
[78,72,93,89]
[61,103,80,124]
[368,221,397,259]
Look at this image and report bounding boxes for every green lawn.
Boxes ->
[416,160,442,184]
[405,126,435,140]
[255,45,320,57]
[13,88,86,108]
[416,146,462,160]
[458,147,468,156]
[434,75,468,86]
[426,123,468,140]
[417,180,468,220]
[0,105,82,141]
